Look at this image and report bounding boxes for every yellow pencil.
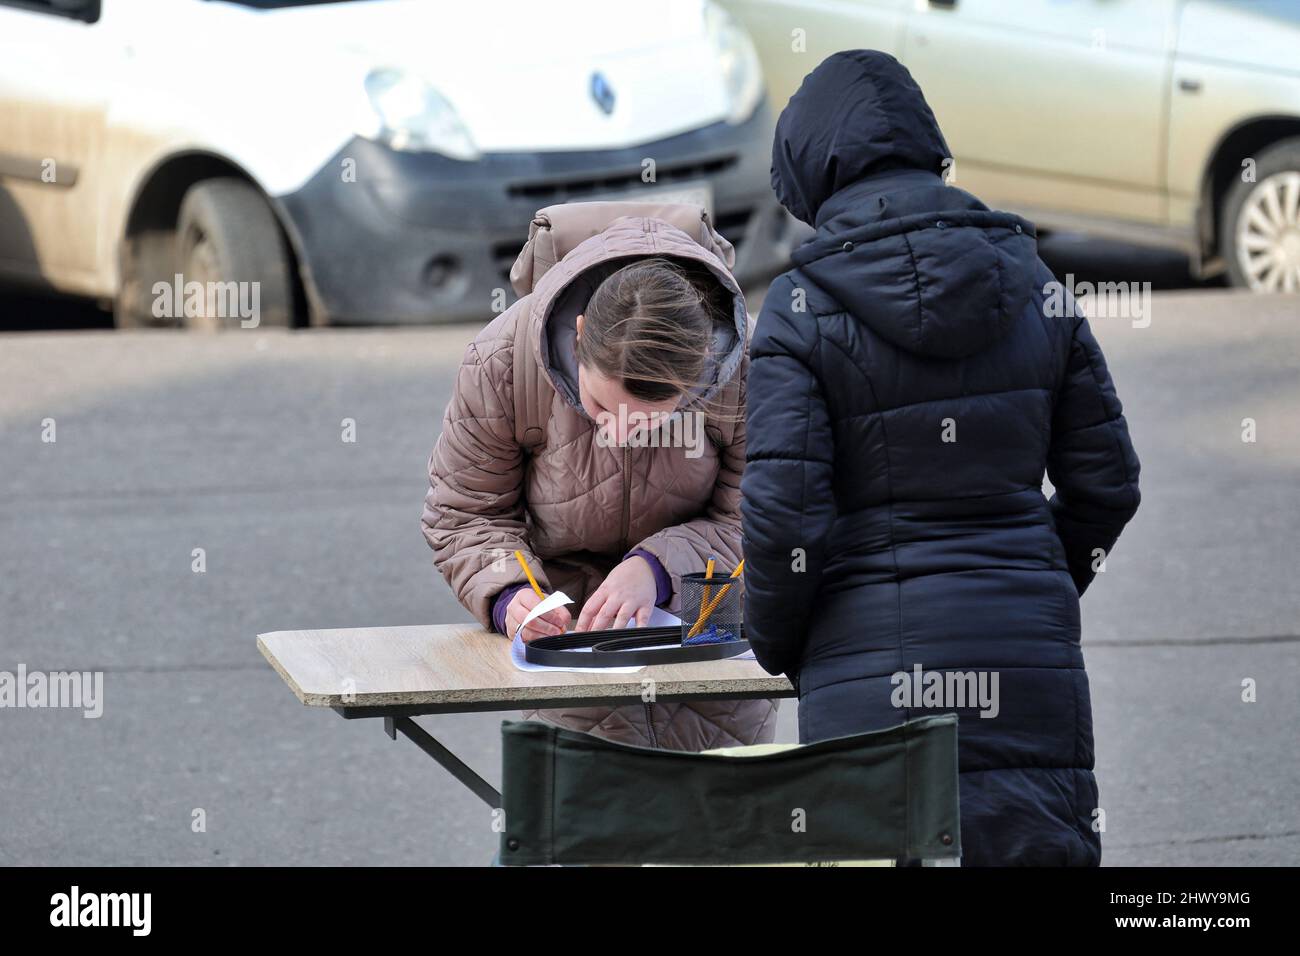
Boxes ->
[702,557,716,607]
[514,550,544,599]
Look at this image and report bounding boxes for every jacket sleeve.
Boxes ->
[631,352,747,603]
[740,282,836,678]
[421,336,550,630]
[1046,312,1141,596]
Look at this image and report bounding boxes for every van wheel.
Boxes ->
[1221,138,1300,293]
[171,178,293,329]
[114,229,176,328]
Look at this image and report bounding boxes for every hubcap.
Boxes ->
[1236,170,1300,293]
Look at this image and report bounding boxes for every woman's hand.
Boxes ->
[576,556,658,632]
[506,589,573,643]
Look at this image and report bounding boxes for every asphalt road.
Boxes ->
[1,282,1297,866]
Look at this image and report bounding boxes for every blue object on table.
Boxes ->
[683,623,738,646]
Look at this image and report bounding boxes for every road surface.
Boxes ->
[0,287,1296,865]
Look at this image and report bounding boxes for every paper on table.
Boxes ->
[516,589,574,632]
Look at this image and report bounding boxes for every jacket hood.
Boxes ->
[773,52,1039,360]
[770,50,952,228]
[510,201,748,414]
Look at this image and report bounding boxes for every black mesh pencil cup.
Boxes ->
[680,571,743,646]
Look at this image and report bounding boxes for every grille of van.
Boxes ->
[505,156,738,202]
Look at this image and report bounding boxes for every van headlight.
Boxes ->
[704,2,763,124]
[363,68,480,160]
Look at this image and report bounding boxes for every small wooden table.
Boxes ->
[258,623,795,807]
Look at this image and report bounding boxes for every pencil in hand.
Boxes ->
[514,550,545,598]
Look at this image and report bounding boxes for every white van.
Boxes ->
[0,0,793,327]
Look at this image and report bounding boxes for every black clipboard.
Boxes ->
[523,624,749,668]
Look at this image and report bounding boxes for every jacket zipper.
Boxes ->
[619,444,631,555]
[643,700,659,749]
[623,444,656,747]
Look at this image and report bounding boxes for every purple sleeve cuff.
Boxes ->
[626,549,672,606]
[492,583,530,635]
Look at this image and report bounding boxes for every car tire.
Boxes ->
[114,228,175,329]
[172,178,294,329]
[1220,137,1300,293]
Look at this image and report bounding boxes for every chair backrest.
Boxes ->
[498,713,961,866]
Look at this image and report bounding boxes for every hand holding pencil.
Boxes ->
[506,551,572,642]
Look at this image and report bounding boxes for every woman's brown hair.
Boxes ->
[578,257,730,404]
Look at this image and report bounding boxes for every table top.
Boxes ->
[257,622,794,714]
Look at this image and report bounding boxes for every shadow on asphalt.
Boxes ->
[0,287,113,331]
[1037,234,1224,292]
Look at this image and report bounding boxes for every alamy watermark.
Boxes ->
[890,663,1000,719]
[152,273,260,328]
[50,886,150,935]
[1043,273,1151,328]
[0,665,103,718]
[594,405,706,459]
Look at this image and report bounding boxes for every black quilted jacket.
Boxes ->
[741,50,1141,865]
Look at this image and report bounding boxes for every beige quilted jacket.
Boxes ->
[421,200,778,751]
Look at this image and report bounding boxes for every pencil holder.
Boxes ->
[680,571,743,646]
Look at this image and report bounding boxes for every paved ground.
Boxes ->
[0,270,1296,865]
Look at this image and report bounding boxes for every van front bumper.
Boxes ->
[274,102,792,325]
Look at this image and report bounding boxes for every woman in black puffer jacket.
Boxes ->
[741,50,1141,866]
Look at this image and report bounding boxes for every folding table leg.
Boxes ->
[383,716,502,809]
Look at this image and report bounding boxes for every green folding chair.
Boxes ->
[497,712,961,866]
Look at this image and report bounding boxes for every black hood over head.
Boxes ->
[771,50,1040,360]
[771,50,951,227]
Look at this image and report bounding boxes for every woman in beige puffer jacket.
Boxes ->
[421,200,778,751]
